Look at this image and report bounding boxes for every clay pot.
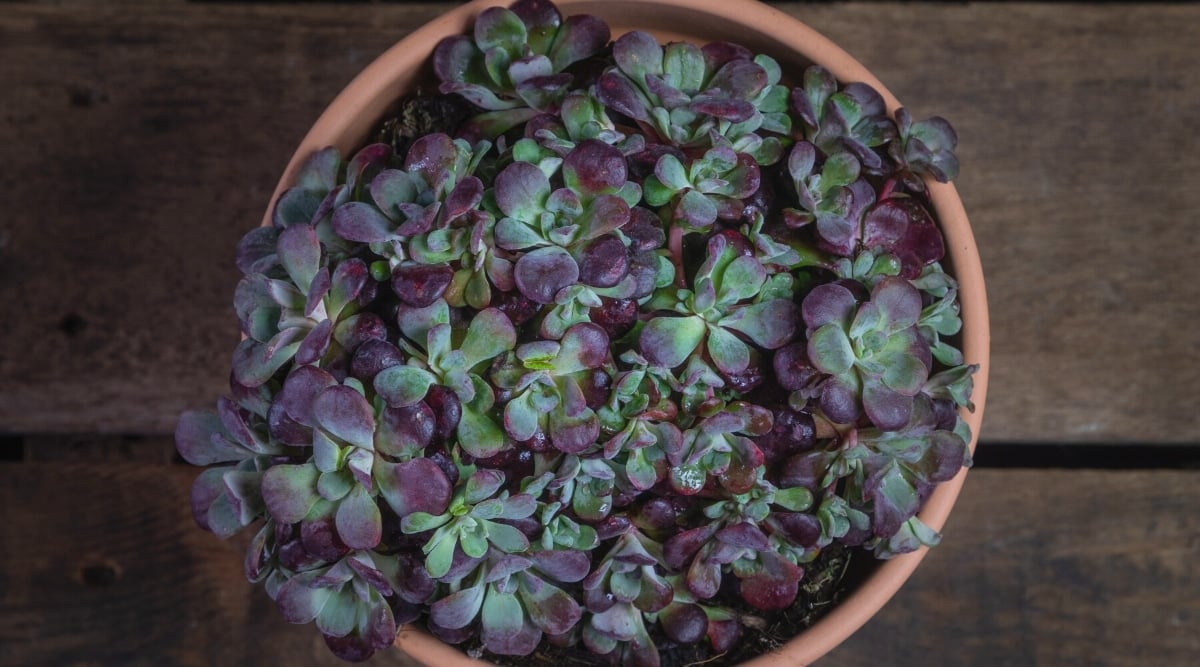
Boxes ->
[264,0,990,664]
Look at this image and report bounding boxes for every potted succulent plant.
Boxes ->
[176,0,988,665]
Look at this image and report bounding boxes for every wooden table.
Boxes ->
[2,2,1197,665]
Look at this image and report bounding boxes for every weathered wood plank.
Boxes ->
[824,468,1200,666]
[1,3,1198,443]
[0,463,421,667]
[1,464,1196,665]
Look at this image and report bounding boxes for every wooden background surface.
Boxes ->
[2,2,1197,665]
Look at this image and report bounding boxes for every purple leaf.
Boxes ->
[335,485,382,550]
[802,282,858,330]
[663,524,717,570]
[514,246,579,304]
[548,405,599,454]
[278,365,338,427]
[332,202,395,243]
[294,318,333,366]
[690,96,755,122]
[819,375,861,425]
[770,512,821,548]
[868,461,921,538]
[261,464,320,524]
[345,143,393,196]
[530,550,591,583]
[686,557,721,600]
[660,603,707,644]
[863,381,914,431]
[176,410,240,465]
[549,14,610,72]
[520,577,582,636]
[495,161,551,221]
[433,35,476,84]
[404,133,459,188]
[377,458,452,518]
[444,176,484,221]
[564,140,627,196]
[349,339,405,385]
[720,299,798,350]
[739,553,802,610]
[375,402,435,456]
[275,574,331,624]
[612,31,663,86]
[391,263,454,308]
[431,583,485,630]
[304,267,331,318]
[578,235,630,288]
[596,70,650,122]
[716,522,769,550]
[235,226,279,276]
[312,385,375,449]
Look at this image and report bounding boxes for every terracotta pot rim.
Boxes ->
[265,1,990,664]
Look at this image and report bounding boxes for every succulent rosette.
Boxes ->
[179,1,978,664]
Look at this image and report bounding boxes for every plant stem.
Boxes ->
[669,224,686,288]
[879,177,899,201]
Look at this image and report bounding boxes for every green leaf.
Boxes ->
[719,299,797,349]
[485,520,530,553]
[706,324,750,375]
[481,586,526,647]
[663,42,706,92]
[503,391,541,442]
[717,255,767,305]
[639,315,705,368]
[773,486,814,512]
[461,529,490,558]
[373,365,436,408]
[459,308,518,369]
[641,174,674,207]
[397,299,450,349]
[458,407,507,459]
[425,533,458,579]
[655,154,690,191]
[402,511,452,534]
[807,322,855,374]
[317,470,354,502]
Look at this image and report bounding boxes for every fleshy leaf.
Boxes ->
[373,365,437,408]
[335,485,382,550]
[312,386,375,449]
[261,464,321,524]
[807,322,855,375]
[639,316,705,368]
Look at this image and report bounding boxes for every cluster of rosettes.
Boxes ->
[177,0,976,664]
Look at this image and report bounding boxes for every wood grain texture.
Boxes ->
[1,3,1198,443]
[1,464,1195,666]
[823,468,1200,666]
[0,463,422,667]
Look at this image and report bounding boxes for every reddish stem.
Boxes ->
[879,177,900,201]
[669,224,686,289]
